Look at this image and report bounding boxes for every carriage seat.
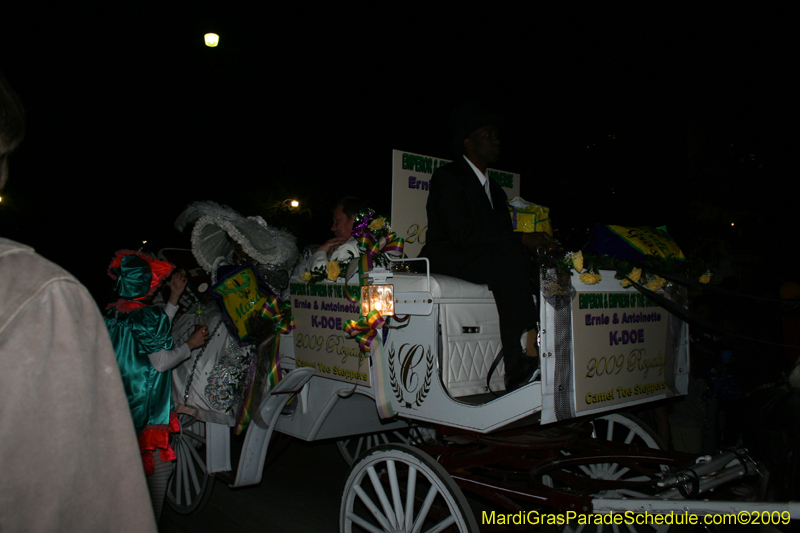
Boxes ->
[393,273,505,397]
[392,272,493,299]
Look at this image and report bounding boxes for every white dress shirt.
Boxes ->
[463,155,493,208]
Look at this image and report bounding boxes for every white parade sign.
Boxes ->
[288,280,369,386]
[390,149,521,258]
[571,290,673,414]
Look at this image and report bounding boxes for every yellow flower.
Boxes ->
[644,276,666,291]
[699,273,711,284]
[326,260,341,281]
[572,250,584,272]
[620,267,642,288]
[368,217,386,231]
[299,271,312,281]
[579,272,601,285]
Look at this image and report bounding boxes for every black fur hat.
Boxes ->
[449,100,504,157]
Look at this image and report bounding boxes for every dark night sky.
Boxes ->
[1,6,795,301]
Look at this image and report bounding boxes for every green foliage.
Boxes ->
[544,249,711,287]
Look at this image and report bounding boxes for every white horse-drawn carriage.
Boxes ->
[163,247,798,531]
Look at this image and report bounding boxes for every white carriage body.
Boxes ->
[166,262,799,525]
[273,268,689,435]
[170,265,689,443]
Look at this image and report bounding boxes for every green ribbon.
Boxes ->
[344,309,385,354]
[260,295,295,335]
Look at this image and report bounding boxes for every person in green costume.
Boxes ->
[104,250,208,522]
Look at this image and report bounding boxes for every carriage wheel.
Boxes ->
[584,412,668,485]
[341,444,478,533]
[337,424,436,466]
[541,413,671,533]
[166,413,215,514]
[590,412,665,450]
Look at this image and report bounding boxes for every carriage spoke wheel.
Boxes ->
[541,413,671,533]
[166,413,215,514]
[341,444,478,533]
[337,424,437,466]
[583,412,668,492]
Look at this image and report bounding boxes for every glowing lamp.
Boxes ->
[204,33,219,47]
[361,284,394,317]
[290,200,299,208]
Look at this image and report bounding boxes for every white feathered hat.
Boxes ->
[175,201,298,278]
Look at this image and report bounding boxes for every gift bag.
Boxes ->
[210,264,272,344]
[507,197,553,235]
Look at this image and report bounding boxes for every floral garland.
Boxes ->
[555,249,711,289]
[352,208,393,240]
[299,209,398,284]
[299,250,360,283]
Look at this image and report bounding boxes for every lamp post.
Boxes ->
[204,33,219,48]
[281,198,300,210]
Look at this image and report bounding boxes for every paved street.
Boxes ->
[160,436,349,533]
[158,431,798,533]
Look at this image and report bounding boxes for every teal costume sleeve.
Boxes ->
[130,306,175,354]
[106,306,175,430]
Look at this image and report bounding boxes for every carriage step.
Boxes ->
[212,471,236,486]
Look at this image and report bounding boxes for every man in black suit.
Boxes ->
[420,103,556,391]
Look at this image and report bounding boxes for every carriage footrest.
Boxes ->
[212,471,235,486]
[653,448,758,498]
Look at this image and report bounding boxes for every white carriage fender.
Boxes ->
[306,387,375,442]
[255,366,316,427]
[231,366,316,488]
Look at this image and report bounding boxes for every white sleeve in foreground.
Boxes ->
[165,302,178,320]
[148,342,191,372]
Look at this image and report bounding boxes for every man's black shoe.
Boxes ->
[504,354,539,392]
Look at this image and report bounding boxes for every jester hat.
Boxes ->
[107,250,174,300]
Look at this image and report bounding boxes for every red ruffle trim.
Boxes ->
[105,299,148,313]
[107,249,175,298]
[138,412,180,475]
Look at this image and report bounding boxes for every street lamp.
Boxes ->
[281,198,299,210]
[204,33,219,47]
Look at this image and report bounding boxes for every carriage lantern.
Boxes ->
[360,284,394,317]
[361,267,394,317]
